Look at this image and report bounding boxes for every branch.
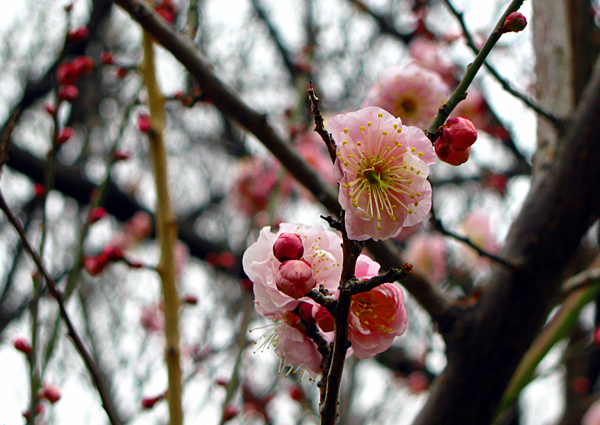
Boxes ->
[442,0,563,127]
[426,0,526,139]
[110,0,453,325]
[141,31,183,425]
[0,190,122,425]
[414,45,600,425]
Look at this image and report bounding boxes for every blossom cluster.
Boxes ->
[243,224,408,378]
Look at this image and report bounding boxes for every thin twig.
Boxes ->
[430,212,515,269]
[442,0,563,127]
[426,0,527,140]
[0,190,122,425]
[349,264,413,295]
[141,31,183,425]
[308,83,337,163]
[0,106,19,173]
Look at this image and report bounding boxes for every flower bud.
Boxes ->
[43,385,62,404]
[276,259,316,299]
[434,138,471,166]
[273,233,304,262]
[297,302,317,324]
[55,127,74,146]
[289,385,303,401]
[102,245,125,261]
[442,117,477,149]
[72,56,95,76]
[182,294,198,305]
[68,27,89,43]
[84,254,109,276]
[138,114,152,133]
[34,183,46,200]
[111,150,132,161]
[101,52,115,65]
[141,394,163,409]
[14,337,32,354]
[59,85,79,102]
[57,62,78,85]
[44,103,57,116]
[501,12,527,34]
[88,207,107,224]
[222,404,239,422]
[312,304,335,332]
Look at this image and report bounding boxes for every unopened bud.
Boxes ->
[43,385,62,404]
[14,337,32,354]
[442,117,477,149]
[72,56,95,76]
[88,207,107,224]
[101,52,115,65]
[55,127,75,145]
[222,404,239,422]
[312,304,335,332]
[138,114,152,133]
[276,260,316,299]
[57,62,78,85]
[58,85,79,102]
[68,27,89,43]
[501,12,527,34]
[273,233,304,262]
[434,138,471,166]
[141,394,163,409]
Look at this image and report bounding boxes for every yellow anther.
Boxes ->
[418,151,424,157]
[344,128,349,133]
[411,147,416,152]
[408,209,413,214]
[378,113,383,118]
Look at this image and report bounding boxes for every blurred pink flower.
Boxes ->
[408,37,456,84]
[583,399,600,425]
[404,233,447,284]
[328,107,436,241]
[242,223,343,316]
[348,282,408,359]
[229,158,284,218]
[362,63,449,128]
[459,212,498,271]
[110,211,153,250]
[295,131,335,186]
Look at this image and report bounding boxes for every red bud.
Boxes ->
[501,12,527,34]
[276,259,316,299]
[273,233,304,262]
[58,85,79,102]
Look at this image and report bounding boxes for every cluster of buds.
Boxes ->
[273,233,317,299]
[83,244,141,276]
[434,117,478,165]
[56,56,95,104]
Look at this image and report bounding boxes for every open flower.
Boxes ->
[349,282,408,359]
[328,107,436,241]
[243,223,343,316]
[363,63,449,128]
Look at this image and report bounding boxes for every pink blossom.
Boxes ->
[110,211,153,250]
[404,233,447,284]
[459,212,498,271]
[409,37,456,85]
[229,158,286,219]
[583,399,600,425]
[362,63,449,128]
[242,223,343,316]
[295,131,336,186]
[348,282,408,359]
[328,107,436,241]
[274,311,323,379]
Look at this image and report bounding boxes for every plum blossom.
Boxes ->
[363,63,449,128]
[347,255,408,359]
[274,312,323,379]
[349,281,408,359]
[404,233,447,284]
[328,107,436,241]
[243,223,343,316]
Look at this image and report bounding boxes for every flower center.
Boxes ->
[396,97,418,118]
[351,290,395,333]
[337,113,425,230]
